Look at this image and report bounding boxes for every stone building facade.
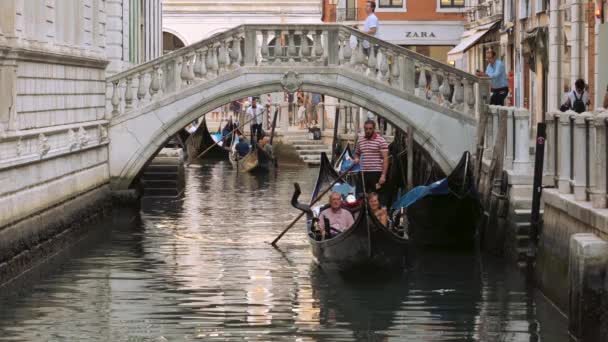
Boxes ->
[0,0,161,283]
[324,0,466,63]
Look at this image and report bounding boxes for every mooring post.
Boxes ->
[529,122,546,257]
[407,126,414,191]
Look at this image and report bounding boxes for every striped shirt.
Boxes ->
[355,133,388,172]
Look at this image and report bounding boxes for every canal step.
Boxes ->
[282,132,332,166]
[140,147,185,198]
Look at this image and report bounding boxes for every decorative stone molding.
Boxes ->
[68,129,79,151]
[0,123,5,140]
[98,124,108,143]
[78,127,89,147]
[16,137,23,156]
[281,71,302,93]
[37,133,50,158]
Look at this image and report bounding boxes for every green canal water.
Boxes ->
[0,161,569,341]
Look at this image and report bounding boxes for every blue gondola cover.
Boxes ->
[390,178,450,210]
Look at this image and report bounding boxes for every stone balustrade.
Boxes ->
[483,105,532,175]
[544,110,608,208]
[467,0,503,24]
[106,24,489,122]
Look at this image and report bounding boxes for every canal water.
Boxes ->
[0,161,569,341]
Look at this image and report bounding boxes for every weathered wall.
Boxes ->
[537,189,608,313]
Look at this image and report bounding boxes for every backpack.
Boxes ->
[571,91,586,113]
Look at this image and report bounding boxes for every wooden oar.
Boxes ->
[189,108,267,164]
[270,161,359,247]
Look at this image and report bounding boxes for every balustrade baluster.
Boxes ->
[430,69,440,103]
[209,45,219,77]
[313,30,324,64]
[301,30,311,62]
[417,66,427,99]
[194,49,203,79]
[366,45,377,76]
[464,79,475,115]
[441,72,451,106]
[452,77,464,109]
[231,35,242,67]
[137,72,147,106]
[187,53,195,83]
[260,30,269,64]
[149,65,160,98]
[177,56,187,87]
[389,53,400,88]
[111,80,120,115]
[287,30,297,62]
[218,42,228,73]
[343,33,352,65]
[124,76,133,110]
[377,48,389,83]
[274,30,283,64]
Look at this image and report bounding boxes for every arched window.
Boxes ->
[163,31,185,54]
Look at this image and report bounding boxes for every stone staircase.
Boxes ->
[282,132,332,166]
[140,148,185,198]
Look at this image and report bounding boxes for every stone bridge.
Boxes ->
[107,24,490,189]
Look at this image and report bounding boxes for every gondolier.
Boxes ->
[353,119,389,202]
[246,97,264,145]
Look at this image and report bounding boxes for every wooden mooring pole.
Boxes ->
[529,122,546,258]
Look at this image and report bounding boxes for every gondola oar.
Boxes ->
[269,107,279,145]
[271,160,359,247]
[188,108,267,165]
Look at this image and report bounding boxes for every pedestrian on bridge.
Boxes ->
[477,49,508,106]
[362,1,379,55]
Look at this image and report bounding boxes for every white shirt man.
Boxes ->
[362,1,378,49]
[246,99,264,125]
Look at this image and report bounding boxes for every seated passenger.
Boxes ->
[318,192,355,239]
[368,192,388,226]
[235,134,250,157]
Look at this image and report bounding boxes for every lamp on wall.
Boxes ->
[597,0,605,22]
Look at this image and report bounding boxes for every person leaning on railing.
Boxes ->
[476,49,509,106]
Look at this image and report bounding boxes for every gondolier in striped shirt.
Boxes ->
[354,119,389,203]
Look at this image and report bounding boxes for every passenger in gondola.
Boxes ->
[235,133,250,158]
[368,192,388,226]
[318,192,355,239]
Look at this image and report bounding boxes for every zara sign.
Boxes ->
[378,21,464,45]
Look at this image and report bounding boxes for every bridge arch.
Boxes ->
[108,68,477,190]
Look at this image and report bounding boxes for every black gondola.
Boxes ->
[231,144,276,173]
[291,152,409,272]
[392,151,481,248]
[185,118,229,163]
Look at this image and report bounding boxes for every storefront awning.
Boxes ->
[447,21,500,61]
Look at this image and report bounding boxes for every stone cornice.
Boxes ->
[0,43,108,69]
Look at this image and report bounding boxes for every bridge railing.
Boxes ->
[107,24,489,121]
[544,110,608,209]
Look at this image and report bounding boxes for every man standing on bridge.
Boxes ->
[354,119,389,203]
[477,49,509,106]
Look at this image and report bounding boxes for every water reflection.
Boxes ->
[0,161,567,341]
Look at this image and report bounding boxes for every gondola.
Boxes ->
[230,144,276,173]
[391,151,481,248]
[334,143,361,174]
[184,118,229,163]
[291,152,409,272]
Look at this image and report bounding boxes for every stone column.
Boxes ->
[505,108,515,170]
[280,102,289,133]
[513,108,531,174]
[558,113,574,193]
[590,113,608,208]
[570,0,585,84]
[485,105,497,155]
[324,96,338,130]
[573,113,591,201]
[568,233,608,342]
[548,0,563,111]
[544,112,557,185]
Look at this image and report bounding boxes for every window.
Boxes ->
[439,0,465,8]
[378,0,403,8]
